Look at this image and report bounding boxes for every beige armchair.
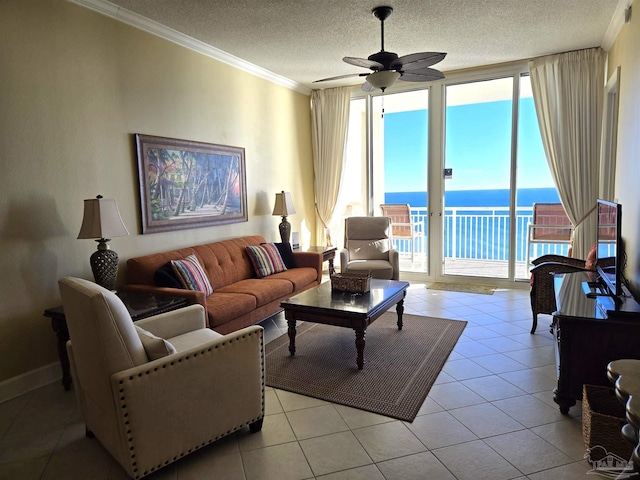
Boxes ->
[340,216,400,280]
[59,277,264,479]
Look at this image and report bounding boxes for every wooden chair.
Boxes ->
[380,204,421,262]
[529,245,613,334]
[526,203,574,266]
[529,255,588,334]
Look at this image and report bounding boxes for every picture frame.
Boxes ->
[135,134,247,234]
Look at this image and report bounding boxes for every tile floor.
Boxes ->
[0,284,612,479]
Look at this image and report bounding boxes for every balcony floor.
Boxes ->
[399,254,531,281]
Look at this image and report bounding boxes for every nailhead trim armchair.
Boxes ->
[59,277,264,479]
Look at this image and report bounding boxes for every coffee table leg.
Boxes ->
[287,318,297,356]
[396,292,406,330]
[355,328,365,369]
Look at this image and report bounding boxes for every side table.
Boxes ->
[297,246,337,275]
[44,291,188,390]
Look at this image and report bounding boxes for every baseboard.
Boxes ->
[0,362,62,403]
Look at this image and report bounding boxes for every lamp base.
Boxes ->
[279,217,291,244]
[90,248,119,291]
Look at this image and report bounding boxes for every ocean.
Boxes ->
[384,187,560,208]
[383,187,566,262]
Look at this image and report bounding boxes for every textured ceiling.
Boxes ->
[103,0,622,91]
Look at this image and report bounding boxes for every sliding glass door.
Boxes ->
[343,64,561,283]
[443,78,514,278]
[372,90,429,274]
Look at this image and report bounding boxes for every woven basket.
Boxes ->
[331,273,371,294]
[582,384,633,462]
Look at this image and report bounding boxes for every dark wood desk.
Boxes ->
[44,291,188,390]
[297,246,337,275]
[551,271,640,414]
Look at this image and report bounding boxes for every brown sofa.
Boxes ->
[122,235,323,334]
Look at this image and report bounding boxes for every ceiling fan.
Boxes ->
[314,6,446,92]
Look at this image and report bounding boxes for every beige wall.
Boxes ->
[606,1,640,294]
[0,0,314,383]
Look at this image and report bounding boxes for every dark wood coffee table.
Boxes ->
[280,279,410,369]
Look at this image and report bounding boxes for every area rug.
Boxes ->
[265,312,466,422]
[427,282,496,295]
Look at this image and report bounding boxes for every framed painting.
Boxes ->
[135,134,247,234]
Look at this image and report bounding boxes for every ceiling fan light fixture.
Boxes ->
[366,70,400,91]
[314,6,446,88]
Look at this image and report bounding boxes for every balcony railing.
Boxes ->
[393,206,571,264]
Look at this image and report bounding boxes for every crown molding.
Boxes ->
[602,0,631,51]
[68,0,311,95]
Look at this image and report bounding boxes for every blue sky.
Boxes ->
[384,98,554,192]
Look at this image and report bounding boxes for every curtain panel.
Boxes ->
[528,47,605,259]
[310,87,350,246]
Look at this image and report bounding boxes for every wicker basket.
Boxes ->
[582,384,633,462]
[330,272,371,294]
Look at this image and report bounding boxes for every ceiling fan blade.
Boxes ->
[343,56,384,70]
[392,52,447,71]
[399,68,445,82]
[313,72,368,83]
[361,81,375,93]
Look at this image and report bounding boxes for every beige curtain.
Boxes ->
[528,48,605,259]
[311,87,350,246]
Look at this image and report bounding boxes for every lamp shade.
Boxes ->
[366,70,400,91]
[78,196,129,240]
[272,191,296,217]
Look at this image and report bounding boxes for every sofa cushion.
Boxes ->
[154,262,183,289]
[246,244,287,278]
[135,325,177,361]
[217,278,293,305]
[191,236,264,291]
[171,254,213,296]
[205,292,258,327]
[270,267,319,291]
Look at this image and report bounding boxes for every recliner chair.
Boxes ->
[340,216,400,280]
[59,277,264,479]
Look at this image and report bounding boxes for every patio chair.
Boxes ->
[380,204,422,262]
[526,203,573,266]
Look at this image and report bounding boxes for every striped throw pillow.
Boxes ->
[170,254,213,296]
[246,243,287,278]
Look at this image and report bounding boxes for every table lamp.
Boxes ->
[272,191,296,244]
[77,195,129,291]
